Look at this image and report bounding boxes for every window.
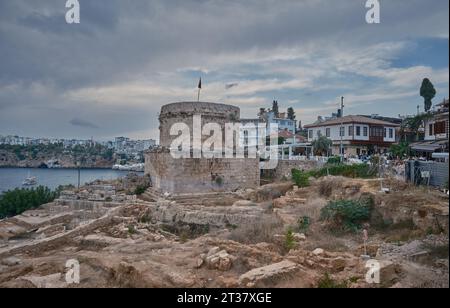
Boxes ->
[326,128,331,138]
[384,128,387,138]
[349,126,354,136]
[356,126,361,136]
[389,128,394,139]
[317,130,322,137]
[435,121,446,134]
[429,124,434,136]
[363,127,368,137]
[308,130,313,139]
[340,126,345,137]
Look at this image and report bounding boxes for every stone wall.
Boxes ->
[262,160,320,181]
[159,101,240,147]
[145,150,260,194]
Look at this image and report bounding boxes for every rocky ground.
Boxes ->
[0,176,448,288]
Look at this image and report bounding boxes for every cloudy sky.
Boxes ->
[0,0,448,141]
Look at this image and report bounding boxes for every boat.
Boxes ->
[22,173,37,186]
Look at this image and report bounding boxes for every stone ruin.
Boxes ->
[145,102,260,196]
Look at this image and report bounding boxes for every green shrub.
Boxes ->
[317,273,349,288]
[320,198,373,232]
[297,216,311,233]
[291,169,310,187]
[310,163,376,179]
[327,156,342,164]
[0,186,59,219]
[127,224,137,234]
[134,185,148,195]
[284,228,296,251]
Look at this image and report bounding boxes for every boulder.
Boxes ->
[204,248,234,271]
[293,233,307,241]
[238,260,298,286]
[312,248,324,256]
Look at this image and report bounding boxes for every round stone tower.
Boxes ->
[159,101,240,147]
[145,101,260,196]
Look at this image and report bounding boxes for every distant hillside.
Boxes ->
[0,144,115,169]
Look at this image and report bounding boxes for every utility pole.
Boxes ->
[340,96,344,161]
[77,161,81,189]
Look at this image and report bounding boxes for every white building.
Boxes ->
[304,115,399,156]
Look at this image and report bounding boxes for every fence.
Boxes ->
[405,160,449,188]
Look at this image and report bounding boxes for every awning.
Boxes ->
[410,143,444,152]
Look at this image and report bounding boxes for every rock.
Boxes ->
[196,258,204,268]
[205,249,234,271]
[379,260,402,288]
[232,200,257,207]
[331,257,347,272]
[21,273,66,288]
[312,248,324,256]
[207,247,221,257]
[238,260,298,286]
[1,256,22,266]
[293,233,306,241]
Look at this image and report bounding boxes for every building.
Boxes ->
[145,102,260,195]
[411,99,449,156]
[304,115,399,156]
[263,111,296,134]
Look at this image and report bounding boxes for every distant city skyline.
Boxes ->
[0,0,448,141]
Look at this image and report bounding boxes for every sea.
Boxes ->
[0,168,139,193]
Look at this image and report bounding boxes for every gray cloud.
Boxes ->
[225,83,239,90]
[70,118,99,129]
[0,0,448,140]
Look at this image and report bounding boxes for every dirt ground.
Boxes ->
[0,176,448,288]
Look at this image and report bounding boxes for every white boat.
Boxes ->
[22,173,37,186]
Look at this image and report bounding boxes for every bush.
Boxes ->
[317,273,349,288]
[297,216,311,233]
[0,186,59,219]
[291,169,310,187]
[327,156,342,164]
[310,163,376,179]
[320,198,373,232]
[134,185,148,195]
[284,228,296,251]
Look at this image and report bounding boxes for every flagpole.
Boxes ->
[197,77,202,102]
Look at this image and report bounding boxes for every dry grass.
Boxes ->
[303,231,350,252]
[291,197,327,222]
[228,214,284,244]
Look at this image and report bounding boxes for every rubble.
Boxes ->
[0,176,447,288]
[238,260,298,287]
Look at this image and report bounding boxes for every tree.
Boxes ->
[420,78,436,112]
[287,107,296,120]
[258,108,266,117]
[389,141,410,159]
[401,113,433,141]
[312,135,332,156]
[0,186,59,219]
[272,100,279,118]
